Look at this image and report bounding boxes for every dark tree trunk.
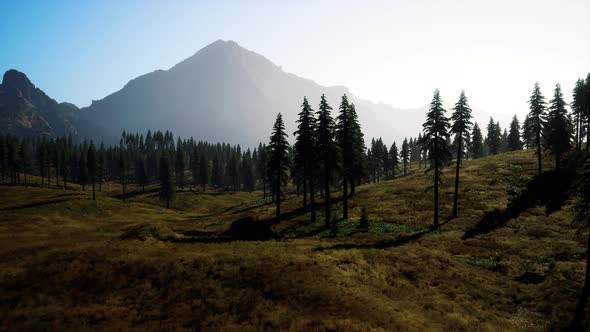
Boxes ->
[275,175,281,222]
[537,130,542,175]
[166,198,170,209]
[310,178,316,223]
[303,175,308,209]
[342,175,348,220]
[324,171,331,227]
[92,178,96,200]
[453,136,463,218]
[434,162,439,229]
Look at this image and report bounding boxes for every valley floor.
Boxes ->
[0,150,587,331]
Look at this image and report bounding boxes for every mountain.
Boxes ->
[81,40,425,146]
[0,69,82,137]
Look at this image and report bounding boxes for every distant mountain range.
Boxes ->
[1,40,426,145]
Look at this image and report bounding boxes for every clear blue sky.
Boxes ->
[2,0,589,127]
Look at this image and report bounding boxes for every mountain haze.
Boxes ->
[82,40,424,145]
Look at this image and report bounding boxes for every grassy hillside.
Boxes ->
[0,149,587,331]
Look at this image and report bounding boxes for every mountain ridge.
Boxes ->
[81,40,424,145]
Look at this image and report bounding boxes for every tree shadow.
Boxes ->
[313,229,432,252]
[111,188,159,200]
[0,198,75,211]
[463,166,578,240]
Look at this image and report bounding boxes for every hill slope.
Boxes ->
[0,150,586,330]
[81,40,424,145]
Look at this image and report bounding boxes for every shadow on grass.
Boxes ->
[111,188,159,200]
[463,162,579,240]
[0,198,76,211]
[312,218,452,252]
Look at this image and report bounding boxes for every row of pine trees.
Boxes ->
[1,74,589,229]
[266,75,590,229]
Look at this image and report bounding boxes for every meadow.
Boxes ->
[0,149,587,331]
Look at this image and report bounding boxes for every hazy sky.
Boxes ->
[1,0,589,127]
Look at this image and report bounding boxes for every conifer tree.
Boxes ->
[522,114,535,149]
[87,143,97,200]
[528,82,547,174]
[336,94,354,219]
[316,94,340,227]
[98,143,105,191]
[118,149,127,193]
[175,141,185,188]
[349,103,366,195]
[79,150,88,191]
[507,115,523,151]
[135,156,148,192]
[400,138,409,176]
[191,147,199,190]
[199,154,209,191]
[0,136,6,181]
[61,149,69,190]
[267,113,290,222]
[544,84,572,169]
[572,78,585,151]
[420,89,451,228]
[389,142,400,178]
[18,140,29,185]
[485,117,501,155]
[159,153,175,208]
[293,97,318,221]
[450,90,473,218]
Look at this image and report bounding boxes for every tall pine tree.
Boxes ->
[420,90,452,228]
[267,113,290,222]
[450,90,473,218]
[544,84,572,169]
[507,115,523,151]
[528,82,547,174]
[293,97,318,220]
[316,94,340,227]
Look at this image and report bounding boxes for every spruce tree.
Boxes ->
[191,147,199,190]
[293,97,318,221]
[450,90,473,218]
[507,115,523,151]
[18,140,29,185]
[159,153,175,208]
[528,82,547,174]
[87,143,97,200]
[485,117,501,155]
[400,138,409,176]
[175,141,185,188]
[61,149,69,190]
[316,94,340,227]
[336,94,354,219]
[522,114,535,149]
[267,113,290,222]
[135,156,148,192]
[78,150,88,191]
[544,84,572,169]
[98,143,105,191]
[420,89,451,228]
[572,78,585,151]
[199,154,209,191]
[389,142,400,178]
[349,103,366,195]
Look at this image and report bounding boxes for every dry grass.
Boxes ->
[0,149,586,331]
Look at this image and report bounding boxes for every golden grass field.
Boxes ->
[0,149,587,331]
